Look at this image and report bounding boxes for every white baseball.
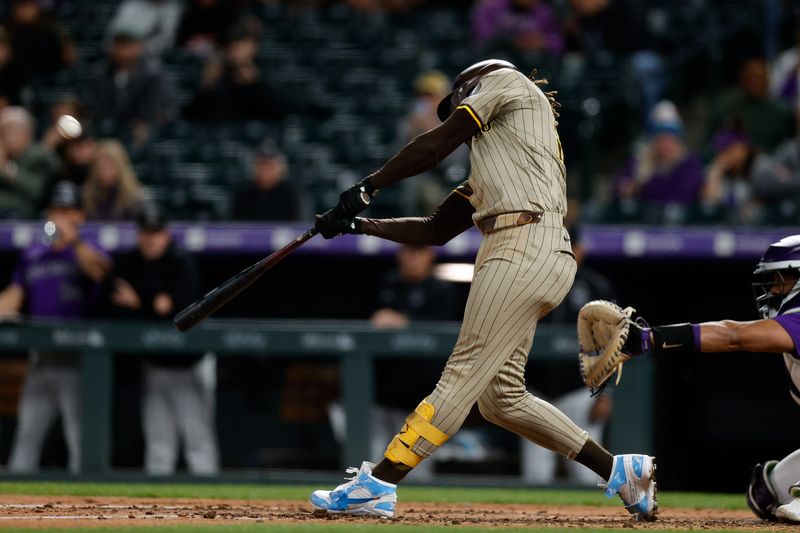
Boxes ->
[56,115,82,140]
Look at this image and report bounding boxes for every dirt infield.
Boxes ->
[0,494,795,530]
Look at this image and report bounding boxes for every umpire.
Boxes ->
[109,207,219,475]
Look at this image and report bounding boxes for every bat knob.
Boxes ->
[359,191,371,206]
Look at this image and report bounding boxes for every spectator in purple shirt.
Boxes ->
[472,0,564,56]
[614,100,704,206]
[0,181,111,473]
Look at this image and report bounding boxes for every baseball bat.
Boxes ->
[174,227,318,332]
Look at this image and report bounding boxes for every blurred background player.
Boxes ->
[371,243,458,328]
[109,206,219,475]
[618,235,800,523]
[0,181,110,472]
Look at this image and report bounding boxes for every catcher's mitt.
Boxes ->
[577,300,636,394]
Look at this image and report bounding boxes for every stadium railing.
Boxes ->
[0,221,795,259]
[0,320,654,477]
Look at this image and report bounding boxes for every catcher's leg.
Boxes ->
[771,448,800,505]
[374,224,576,482]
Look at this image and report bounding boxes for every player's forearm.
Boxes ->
[358,191,475,246]
[0,284,24,314]
[631,319,793,354]
[74,242,112,283]
[696,321,748,352]
[368,110,478,190]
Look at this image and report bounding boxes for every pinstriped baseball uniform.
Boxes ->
[413,68,588,461]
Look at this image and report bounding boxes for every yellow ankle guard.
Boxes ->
[385,400,450,467]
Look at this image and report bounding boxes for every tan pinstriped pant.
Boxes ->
[412,215,588,460]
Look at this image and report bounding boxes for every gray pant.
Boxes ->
[142,360,219,475]
[8,361,81,473]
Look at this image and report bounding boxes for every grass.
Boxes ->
[0,481,747,509]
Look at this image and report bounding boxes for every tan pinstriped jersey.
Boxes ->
[457,68,567,221]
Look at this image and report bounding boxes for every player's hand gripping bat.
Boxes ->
[173,191,371,332]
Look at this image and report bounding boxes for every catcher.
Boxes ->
[579,235,800,523]
[309,59,657,521]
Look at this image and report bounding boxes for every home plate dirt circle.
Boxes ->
[0,495,795,530]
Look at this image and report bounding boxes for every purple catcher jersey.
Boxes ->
[11,242,99,318]
[773,309,800,405]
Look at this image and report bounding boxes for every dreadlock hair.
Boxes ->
[529,68,561,126]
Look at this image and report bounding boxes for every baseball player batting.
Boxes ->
[595,235,800,524]
[309,59,657,521]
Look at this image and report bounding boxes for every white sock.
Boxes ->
[771,448,800,504]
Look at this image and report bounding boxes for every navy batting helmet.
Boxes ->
[752,235,800,318]
[436,59,518,123]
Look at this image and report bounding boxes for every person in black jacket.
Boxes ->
[371,243,458,327]
[231,141,305,221]
[110,207,219,475]
[84,28,173,146]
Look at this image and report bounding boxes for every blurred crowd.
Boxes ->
[0,0,795,225]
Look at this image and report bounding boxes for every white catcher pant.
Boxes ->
[8,359,81,473]
[143,356,219,475]
[520,387,605,486]
[772,448,800,504]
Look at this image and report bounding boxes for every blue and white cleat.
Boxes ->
[310,461,397,518]
[603,454,658,521]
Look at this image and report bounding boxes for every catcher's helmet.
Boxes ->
[752,235,800,318]
[436,59,518,123]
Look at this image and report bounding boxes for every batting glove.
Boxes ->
[315,209,360,239]
[334,177,375,218]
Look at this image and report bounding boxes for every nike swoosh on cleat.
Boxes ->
[344,497,381,505]
[662,342,681,349]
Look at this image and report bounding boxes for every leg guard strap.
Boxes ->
[406,411,449,446]
[386,435,423,467]
[384,400,451,468]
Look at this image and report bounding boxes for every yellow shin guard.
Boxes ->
[385,400,450,468]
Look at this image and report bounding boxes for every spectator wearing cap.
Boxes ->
[398,70,469,215]
[613,101,704,207]
[4,0,74,82]
[472,0,564,56]
[0,181,111,473]
[231,142,306,221]
[176,0,244,56]
[109,207,219,475]
[106,0,184,57]
[706,56,794,154]
[84,27,173,146]
[700,130,763,224]
[82,140,147,221]
[0,106,59,219]
[0,29,25,110]
[184,27,290,123]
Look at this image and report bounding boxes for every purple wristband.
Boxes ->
[692,324,701,351]
[641,327,653,352]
